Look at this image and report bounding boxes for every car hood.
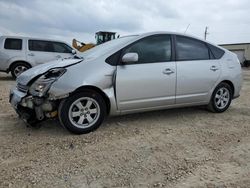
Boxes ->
[17,58,82,85]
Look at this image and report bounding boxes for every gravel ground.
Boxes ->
[0,70,250,188]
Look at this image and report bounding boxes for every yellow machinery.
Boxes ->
[72,31,117,52]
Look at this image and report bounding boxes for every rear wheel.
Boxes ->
[207,82,232,113]
[11,62,31,79]
[58,90,107,134]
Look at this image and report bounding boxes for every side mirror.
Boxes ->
[122,53,138,63]
[71,49,76,55]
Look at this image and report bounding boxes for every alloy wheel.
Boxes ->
[214,87,230,109]
[68,97,100,128]
[14,65,28,77]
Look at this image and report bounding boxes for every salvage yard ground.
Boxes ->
[0,69,250,188]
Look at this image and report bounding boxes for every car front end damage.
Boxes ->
[9,68,67,125]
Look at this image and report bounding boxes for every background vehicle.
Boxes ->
[10,32,242,134]
[0,36,75,78]
[72,31,117,52]
[220,43,250,67]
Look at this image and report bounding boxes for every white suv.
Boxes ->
[0,36,75,78]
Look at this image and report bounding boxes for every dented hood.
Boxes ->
[16,58,82,85]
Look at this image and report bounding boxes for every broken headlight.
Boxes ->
[29,68,66,97]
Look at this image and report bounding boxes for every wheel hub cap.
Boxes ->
[214,87,230,109]
[68,97,100,128]
[14,65,28,77]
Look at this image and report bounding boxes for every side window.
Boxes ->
[106,50,122,66]
[176,36,209,61]
[53,42,72,53]
[29,40,54,52]
[122,35,172,64]
[207,44,225,59]
[4,38,22,50]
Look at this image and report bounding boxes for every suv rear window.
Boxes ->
[4,38,22,50]
[29,40,54,52]
[29,40,72,53]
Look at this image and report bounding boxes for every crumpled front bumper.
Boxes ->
[9,87,27,110]
[9,86,57,125]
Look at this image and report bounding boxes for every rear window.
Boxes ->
[208,44,225,59]
[29,40,72,53]
[4,38,22,50]
[29,40,54,52]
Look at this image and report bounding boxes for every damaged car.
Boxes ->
[9,32,242,134]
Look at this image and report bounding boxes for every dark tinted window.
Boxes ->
[4,38,22,50]
[123,35,172,64]
[29,40,54,52]
[106,50,121,66]
[208,44,225,59]
[176,36,209,61]
[53,42,72,53]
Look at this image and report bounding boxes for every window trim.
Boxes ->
[117,34,174,65]
[174,35,211,62]
[4,38,23,51]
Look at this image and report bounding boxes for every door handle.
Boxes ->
[163,68,174,75]
[56,55,61,58]
[210,66,219,71]
[28,53,34,56]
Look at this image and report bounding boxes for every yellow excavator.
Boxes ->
[72,31,117,52]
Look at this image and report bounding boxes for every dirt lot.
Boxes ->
[0,70,250,188]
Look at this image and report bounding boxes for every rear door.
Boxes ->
[1,38,24,70]
[175,35,221,104]
[116,34,176,111]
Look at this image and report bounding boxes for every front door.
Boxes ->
[52,42,74,59]
[116,34,176,111]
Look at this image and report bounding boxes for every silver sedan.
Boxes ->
[10,32,242,134]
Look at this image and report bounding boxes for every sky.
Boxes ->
[0,0,250,45]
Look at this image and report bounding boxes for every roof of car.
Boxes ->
[137,31,203,40]
[134,31,223,49]
[0,35,68,44]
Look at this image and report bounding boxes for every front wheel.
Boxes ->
[58,90,107,134]
[207,82,232,113]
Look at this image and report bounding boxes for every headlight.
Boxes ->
[29,68,66,97]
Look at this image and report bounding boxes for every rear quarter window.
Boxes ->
[207,44,225,59]
[4,38,22,50]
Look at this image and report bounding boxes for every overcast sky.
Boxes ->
[0,0,249,45]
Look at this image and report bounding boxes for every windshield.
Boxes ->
[78,35,138,59]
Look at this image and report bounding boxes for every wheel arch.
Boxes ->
[220,80,235,97]
[8,61,32,72]
[72,85,111,115]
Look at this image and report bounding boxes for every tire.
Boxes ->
[244,61,250,67]
[207,82,232,113]
[58,90,107,134]
[10,62,31,79]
